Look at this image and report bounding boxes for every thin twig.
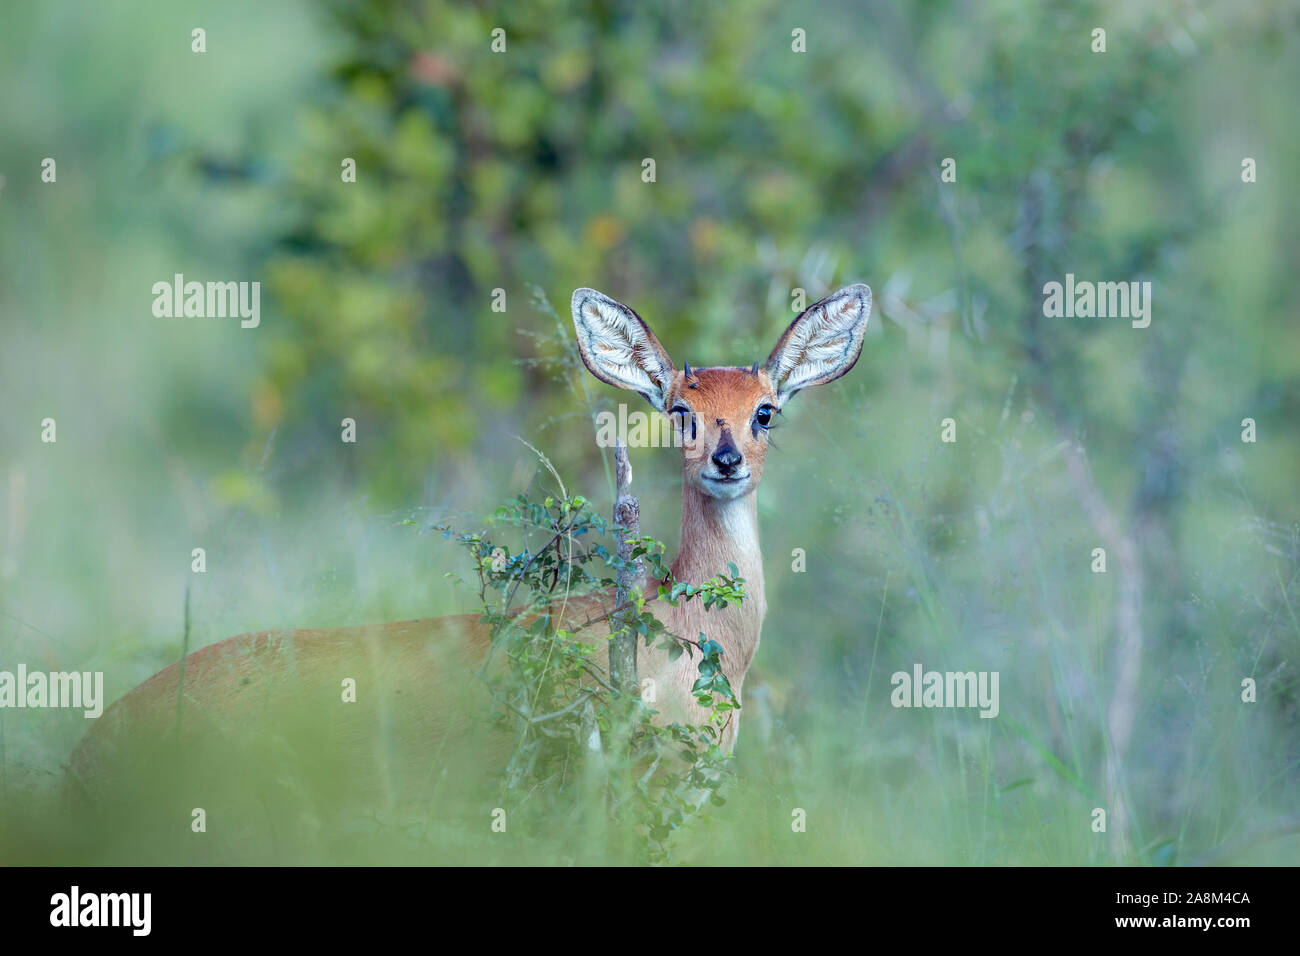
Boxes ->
[529,690,595,725]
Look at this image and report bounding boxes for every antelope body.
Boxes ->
[68,284,871,822]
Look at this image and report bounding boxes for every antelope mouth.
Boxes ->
[700,472,753,498]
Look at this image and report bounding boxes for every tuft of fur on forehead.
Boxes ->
[672,366,773,410]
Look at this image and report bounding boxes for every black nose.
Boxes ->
[712,447,742,474]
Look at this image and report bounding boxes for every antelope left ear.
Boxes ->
[764,284,871,406]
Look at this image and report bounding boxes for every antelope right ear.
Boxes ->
[571,289,676,412]
[764,283,871,407]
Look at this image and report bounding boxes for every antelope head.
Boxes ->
[570,284,872,500]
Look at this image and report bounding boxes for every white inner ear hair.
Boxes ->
[774,291,868,397]
[580,297,670,404]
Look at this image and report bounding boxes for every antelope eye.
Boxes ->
[755,405,774,428]
[671,405,696,440]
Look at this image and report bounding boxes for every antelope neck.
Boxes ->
[670,484,766,615]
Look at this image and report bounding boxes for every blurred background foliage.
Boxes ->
[1,0,1298,862]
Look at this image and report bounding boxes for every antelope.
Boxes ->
[68,283,871,825]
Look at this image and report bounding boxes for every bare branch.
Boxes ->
[610,439,642,695]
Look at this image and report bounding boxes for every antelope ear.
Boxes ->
[764,283,871,406]
[571,289,675,412]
